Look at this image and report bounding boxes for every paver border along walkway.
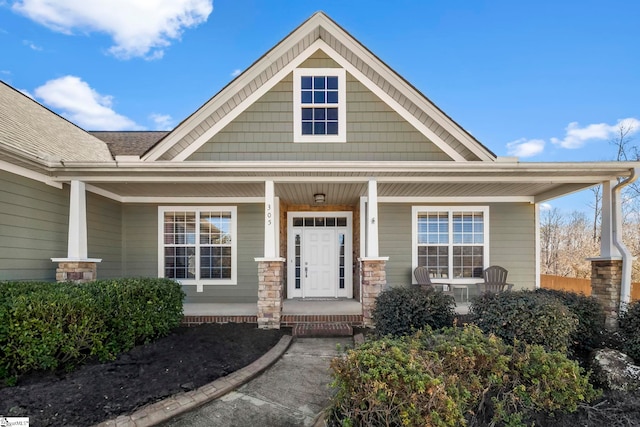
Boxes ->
[94,335,293,427]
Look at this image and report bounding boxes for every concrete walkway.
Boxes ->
[160,336,352,427]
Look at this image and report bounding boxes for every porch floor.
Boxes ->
[183,300,470,316]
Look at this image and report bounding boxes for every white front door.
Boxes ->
[304,228,336,297]
[287,212,352,299]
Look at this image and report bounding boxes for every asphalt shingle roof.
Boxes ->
[90,131,169,157]
[0,81,113,162]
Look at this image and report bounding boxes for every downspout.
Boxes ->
[612,167,639,312]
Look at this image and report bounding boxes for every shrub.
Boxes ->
[619,300,640,363]
[372,286,455,337]
[469,290,578,352]
[535,288,605,353]
[328,326,599,427]
[0,278,184,383]
[87,278,185,356]
[329,332,465,427]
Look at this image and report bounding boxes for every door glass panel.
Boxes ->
[295,234,301,289]
[338,232,345,289]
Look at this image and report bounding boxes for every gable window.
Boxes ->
[158,207,237,287]
[293,68,346,143]
[412,207,489,282]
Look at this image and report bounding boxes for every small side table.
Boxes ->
[450,284,469,302]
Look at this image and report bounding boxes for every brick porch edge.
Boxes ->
[93,335,293,427]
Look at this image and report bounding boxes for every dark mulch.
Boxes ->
[0,323,287,427]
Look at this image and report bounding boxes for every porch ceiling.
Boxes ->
[88,180,596,205]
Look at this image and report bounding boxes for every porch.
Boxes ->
[182,298,471,327]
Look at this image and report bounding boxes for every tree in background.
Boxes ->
[544,121,640,281]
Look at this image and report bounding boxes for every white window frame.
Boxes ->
[411,206,490,284]
[293,68,347,143]
[158,206,238,289]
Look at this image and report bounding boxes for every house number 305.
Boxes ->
[266,204,272,226]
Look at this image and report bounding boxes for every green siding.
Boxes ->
[122,204,158,278]
[188,71,449,161]
[489,203,536,289]
[87,193,123,278]
[379,204,413,286]
[378,203,536,292]
[122,203,263,303]
[0,171,68,281]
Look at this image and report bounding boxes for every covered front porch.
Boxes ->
[182,299,471,327]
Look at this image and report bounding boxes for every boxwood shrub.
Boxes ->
[535,288,605,353]
[469,290,578,352]
[0,278,184,384]
[371,285,455,337]
[619,300,640,363]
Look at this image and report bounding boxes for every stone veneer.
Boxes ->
[55,261,97,283]
[591,259,623,330]
[257,260,285,329]
[360,258,387,328]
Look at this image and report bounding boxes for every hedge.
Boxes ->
[0,278,184,384]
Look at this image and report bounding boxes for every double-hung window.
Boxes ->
[159,207,237,288]
[293,68,346,143]
[412,207,489,282]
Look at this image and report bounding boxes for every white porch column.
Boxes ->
[366,179,379,258]
[68,180,88,259]
[52,180,101,282]
[263,180,278,258]
[600,180,621,258]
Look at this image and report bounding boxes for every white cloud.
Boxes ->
[551,118,640,149]
[19,88,34,98]
[506,138,545,158]
[231,69,241,77]
[34,75,141,130]
[12,0,213,60]
[23,39,42,50]
[149,113,173,130]
[539,203,552,211]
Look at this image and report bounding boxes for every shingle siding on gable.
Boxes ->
[159,26,484,161]
[318,27,480,161]
[188,73,450,161]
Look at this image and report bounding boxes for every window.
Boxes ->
[412,207,489,282]
[159,207,237,286]
[293,68,346,143]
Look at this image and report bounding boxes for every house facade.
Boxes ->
[1,12,636,328]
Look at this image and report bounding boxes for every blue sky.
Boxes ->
[1,0,639,212]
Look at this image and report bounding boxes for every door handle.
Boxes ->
[305,267,308,278]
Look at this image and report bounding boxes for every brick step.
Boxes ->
[292,322,353,337]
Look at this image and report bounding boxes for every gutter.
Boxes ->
[612,167,639,311]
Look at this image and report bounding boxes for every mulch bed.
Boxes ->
[0,323,287,427]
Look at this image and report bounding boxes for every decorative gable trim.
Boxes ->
[144,12,496,163]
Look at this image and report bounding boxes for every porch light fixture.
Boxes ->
[314,193,326,204]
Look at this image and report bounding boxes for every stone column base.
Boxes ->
[55,262,98,283]
[591,259,623,330]
[256,258,285,329]
[360,257,388,328]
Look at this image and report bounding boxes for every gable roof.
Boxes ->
[90,131,169,156]
[143,11,496,163]
[0,81,113,164]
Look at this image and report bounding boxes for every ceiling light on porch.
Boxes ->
[314,193,326,204]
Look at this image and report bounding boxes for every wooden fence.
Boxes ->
[540,274,640,301]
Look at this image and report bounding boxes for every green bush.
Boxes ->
[328,326,599,427]
[371,286,455,337]
[535,288,605,353]
[469,290,578,352]
[0,278,184,383]
[329,332,465,427]
[619,300,640,363]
